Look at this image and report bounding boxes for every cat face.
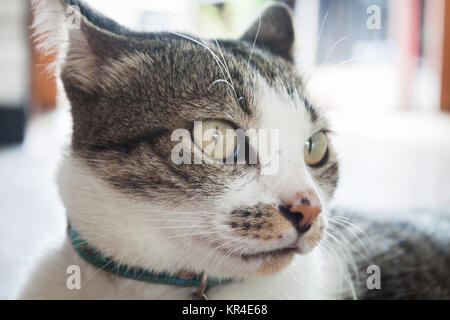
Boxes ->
[35,0,339,278]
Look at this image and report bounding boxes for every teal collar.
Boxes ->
[69,225,232,288]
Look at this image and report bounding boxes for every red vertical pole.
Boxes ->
[441,1,450,112]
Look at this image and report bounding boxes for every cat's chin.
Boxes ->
[253,250,296,275]
[231,245,321,276]
[243,248,296,275]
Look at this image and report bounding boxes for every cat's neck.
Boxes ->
[60,235,343,299]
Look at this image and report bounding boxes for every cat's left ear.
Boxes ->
[240,3,295,61]
[32,0,142,93]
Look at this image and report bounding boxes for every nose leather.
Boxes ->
[280,189,322,232]
[289,203,321,226]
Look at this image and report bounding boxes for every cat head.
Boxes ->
[33,0,339,279]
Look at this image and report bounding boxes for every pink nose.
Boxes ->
[279,190,322,233]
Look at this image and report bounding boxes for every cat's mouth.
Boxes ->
[219,219,324,264]
[236,246,297,261]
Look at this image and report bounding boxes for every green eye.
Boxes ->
[304,131,328,166]
[193,120,237,160]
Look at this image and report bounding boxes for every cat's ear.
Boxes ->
[240,3,295,61]
[32,0,134,92]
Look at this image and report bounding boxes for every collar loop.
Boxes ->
[69,225,232,289]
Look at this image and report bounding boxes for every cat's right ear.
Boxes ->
[32,0,133,93]
[240,3,296,62]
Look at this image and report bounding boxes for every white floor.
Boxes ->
[330,109,450,210]
[0,108,69,299]
[1,107,450,299]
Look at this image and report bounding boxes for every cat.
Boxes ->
[19,0,449,300]
[340,207,450,299]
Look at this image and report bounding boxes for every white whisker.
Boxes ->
[166,230,222,239]
[246,14,262,72]
[314,11,329,59]
[169,31,229,82]
[322,36,346,64]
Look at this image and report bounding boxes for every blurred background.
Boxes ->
[0,0,449,299]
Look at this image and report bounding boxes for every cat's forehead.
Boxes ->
[63,31,325,148]
[254,74,325,134]
[131,36,323,128]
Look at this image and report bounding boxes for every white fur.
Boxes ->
[31,0,70,73]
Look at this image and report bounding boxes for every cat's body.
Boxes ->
[20,0,449,300]
[347,208,450,299]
